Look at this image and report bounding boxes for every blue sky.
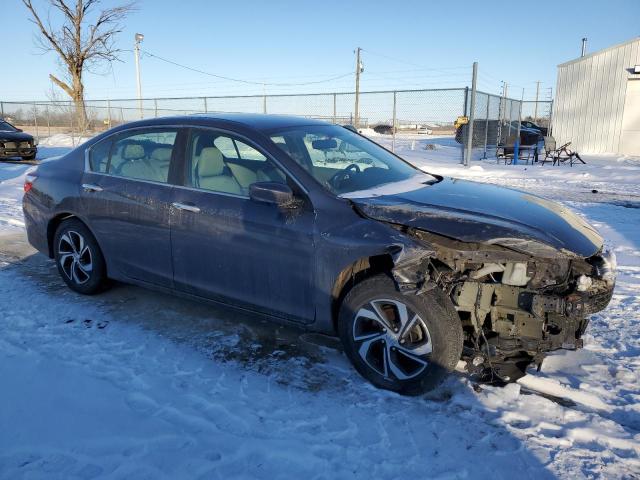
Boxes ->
[3,0,640,101]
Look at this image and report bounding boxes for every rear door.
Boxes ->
[81,127,183,287]
[170,127,316,322]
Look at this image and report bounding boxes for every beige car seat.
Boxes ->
[196,147,242,195]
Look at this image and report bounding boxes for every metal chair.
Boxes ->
[541,136,586,166]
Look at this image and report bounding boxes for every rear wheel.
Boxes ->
[53,219,109,294]
[338,274,463,395]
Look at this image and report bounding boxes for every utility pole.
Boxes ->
[134,33,144,119]
[534,81,540,120]
[354,47,363,128]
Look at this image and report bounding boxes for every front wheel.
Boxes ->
[338,274,463,395]
[53,219,109,295]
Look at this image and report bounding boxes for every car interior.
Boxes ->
[189,131,285,195]
[107,132,176,183]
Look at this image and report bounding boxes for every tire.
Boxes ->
[22,154,36,161]
[53,218,109,295]
[338,274,463,395]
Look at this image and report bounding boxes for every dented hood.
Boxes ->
[347,177,603,258]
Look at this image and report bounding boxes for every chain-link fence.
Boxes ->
[0,90,553,161]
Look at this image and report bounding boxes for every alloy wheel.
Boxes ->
[58,230,93,285]
[352,298,432,380]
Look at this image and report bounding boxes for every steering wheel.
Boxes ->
[329,163,361,190]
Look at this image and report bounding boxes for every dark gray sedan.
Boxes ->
[22,114,615,395]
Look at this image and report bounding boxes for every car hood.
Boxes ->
[0,131,33,142]
[346,176,603,258]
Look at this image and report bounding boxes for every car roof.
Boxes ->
[128,113,332,132]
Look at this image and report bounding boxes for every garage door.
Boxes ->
[621,79,640,156]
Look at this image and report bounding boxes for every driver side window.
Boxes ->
[187,129,287,196]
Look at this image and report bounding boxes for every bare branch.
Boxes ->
[49,74,74,98]
[21,0,70,66]
[22,0,137,131]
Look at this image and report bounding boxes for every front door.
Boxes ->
[170,128,316,322]
[81,127,182,287]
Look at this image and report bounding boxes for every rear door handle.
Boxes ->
[172,202,200,213]
[82,183,103,192]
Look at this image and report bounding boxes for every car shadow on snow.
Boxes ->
[0,235,568,478]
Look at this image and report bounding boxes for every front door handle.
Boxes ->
[172,202,201,213]
[82,183,103,192]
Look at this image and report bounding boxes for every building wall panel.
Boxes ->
[553,38,640,155]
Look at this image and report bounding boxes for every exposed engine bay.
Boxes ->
[391,227,616,382]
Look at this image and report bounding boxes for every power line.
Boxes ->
[360,49,469,73]
[141,50,354,87]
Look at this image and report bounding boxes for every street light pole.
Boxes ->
[134,33,144,119]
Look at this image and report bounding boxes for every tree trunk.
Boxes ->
[72,76,89,133]
[50,72,88,133]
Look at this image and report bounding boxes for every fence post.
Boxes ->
[154,99,158,118]
[107,99,111,129]
[332,93,337,124]
[482,95,490,159]
[70,108,75,146]
[0,101,4,118]
[513,89,524,165]
[263,94,267,114]
[33,102,39,139]
[392,91,397,153]
[461,87,469,164]
[46,104,51,137]
[464,62,478,167]
[203,97,208,113]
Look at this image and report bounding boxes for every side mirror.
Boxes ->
[249,182,294,206]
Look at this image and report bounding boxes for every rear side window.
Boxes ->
[89,139,112,173]
[89,129,178,183]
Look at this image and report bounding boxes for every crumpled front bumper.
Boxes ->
[527,250,616,351]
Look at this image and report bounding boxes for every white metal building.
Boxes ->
[552,37,640,155]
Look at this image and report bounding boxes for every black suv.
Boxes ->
[0,119,37,160]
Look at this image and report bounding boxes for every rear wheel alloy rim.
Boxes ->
[58,230,93,285]
[352,298,432,380]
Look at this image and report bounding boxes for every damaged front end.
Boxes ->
[390,227,616,382]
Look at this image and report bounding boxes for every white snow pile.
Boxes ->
[38,133,92,148]
[1,142,639,479]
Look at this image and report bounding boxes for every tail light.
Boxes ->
[24,173,37,193]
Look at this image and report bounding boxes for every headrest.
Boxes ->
[198,147,225,177]
[123,144,145,160]
[151,147,172,163]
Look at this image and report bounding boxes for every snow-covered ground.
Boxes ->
[1,136,639,479]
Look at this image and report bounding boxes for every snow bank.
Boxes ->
[39,133,92,148]
[1,138,639,478]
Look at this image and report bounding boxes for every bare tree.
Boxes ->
[22,0,135,132]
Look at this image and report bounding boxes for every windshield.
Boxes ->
[268,125,435,195]
[0,121,18,132]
